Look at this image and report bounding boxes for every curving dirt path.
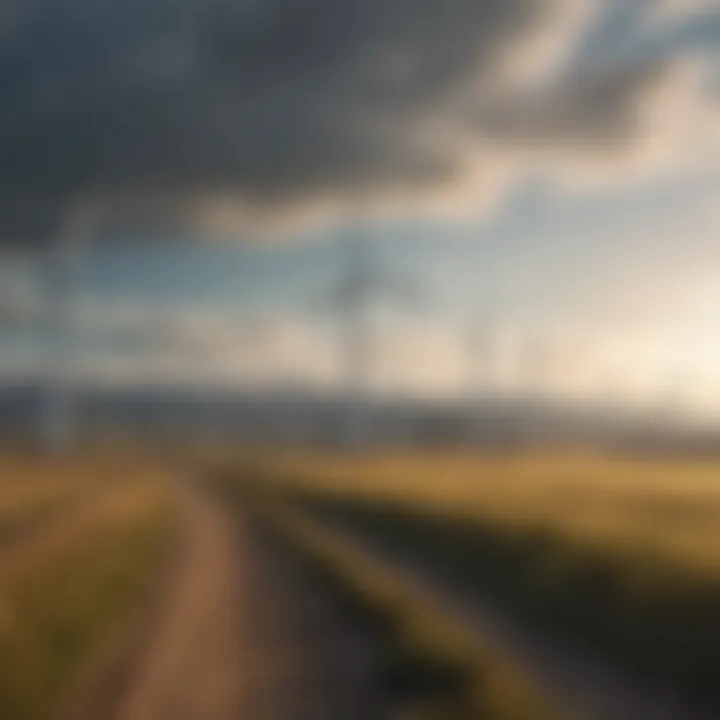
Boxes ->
[113,482,243,720]
[77,483,388,720]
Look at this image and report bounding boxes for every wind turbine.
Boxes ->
[38,201,101,454]
[465,318,493,445]
[319,221,427,448]
[0,257,42,330]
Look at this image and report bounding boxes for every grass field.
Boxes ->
[248,496,563,720]
[0,455,174,720]
[226,448,720,713]
[244,449,720,568]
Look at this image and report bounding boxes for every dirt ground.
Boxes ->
[112,483,243,720]
[79,483,388,720]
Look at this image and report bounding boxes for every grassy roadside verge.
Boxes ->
[290,491,720,713]
[227,483,566,720]
[0,477,96,548]
[0,455,168,549]
[0,479,173,720]
[218,451,720,713]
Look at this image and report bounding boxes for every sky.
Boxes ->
[0,0,719,416]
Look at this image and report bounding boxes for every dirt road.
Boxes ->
[113,483,243,720]
[81,483,388,720]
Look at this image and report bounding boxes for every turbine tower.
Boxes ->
[323,222,425,447]
[466,318,491,445]
[39,202,99,454]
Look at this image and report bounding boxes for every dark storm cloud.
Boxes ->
[0,0,711,242]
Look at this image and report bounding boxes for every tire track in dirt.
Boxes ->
[235,519,388,720]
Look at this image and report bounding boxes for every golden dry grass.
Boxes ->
[248,449,720,572]
[226,448,720,711]
[0,454,171,538]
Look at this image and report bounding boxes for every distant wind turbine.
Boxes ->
[0,259,42,329]
[39,201,101,453]
[465,318,493,444]
[317,222,427,447]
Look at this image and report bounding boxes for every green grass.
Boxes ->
[0,479,172,720]
[235,488,565,720]
[217,450,720,712]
